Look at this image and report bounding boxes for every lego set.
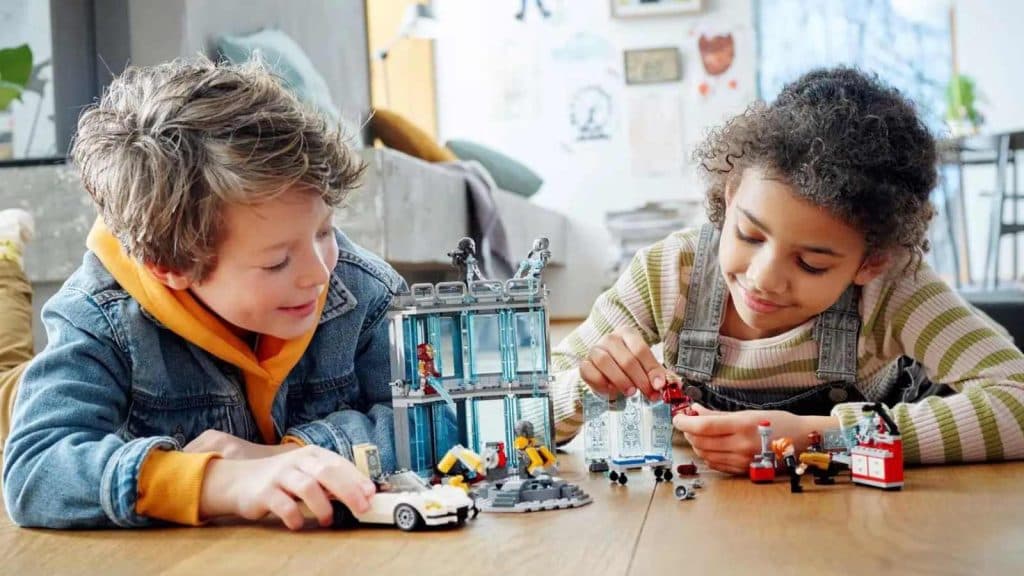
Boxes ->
[388,237,591,513]
[749,403,905,493]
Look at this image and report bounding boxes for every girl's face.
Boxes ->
[718,167,889,340]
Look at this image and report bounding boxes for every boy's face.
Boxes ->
[157,187,338,340]
[718,167,888,340]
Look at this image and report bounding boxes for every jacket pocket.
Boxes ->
[126,389,252,445]
[286,369,359,427]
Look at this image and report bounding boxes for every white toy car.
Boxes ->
[332,470,475,531]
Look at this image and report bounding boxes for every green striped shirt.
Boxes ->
[550,228,1024,464]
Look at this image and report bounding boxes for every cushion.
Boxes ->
[369,109,456,163]
[217,28,362,146]
[446,139,543,197]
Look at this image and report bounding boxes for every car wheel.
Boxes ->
[330,500,358,529]
[675,485,690,500]
[663,470,673,482]
[608,471,619,483]
[618,473,628,485]
[394,504,423,532]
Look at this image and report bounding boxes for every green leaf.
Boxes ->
[0,80,23,112]
[0,44,33,88]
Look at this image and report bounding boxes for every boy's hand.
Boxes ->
[580,327,672,401]
[184,429,298,460]
[672,405,839,475]
[200,445,376,530]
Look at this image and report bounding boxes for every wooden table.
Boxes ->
[2,444,1023,576]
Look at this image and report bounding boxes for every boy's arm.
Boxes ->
[551,235,685,445]
[833,262,1024,464]
[2,289,218,528]
[280,288,397,471]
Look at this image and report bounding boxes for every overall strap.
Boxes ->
[812,285,861,383]
[675,224,728,383]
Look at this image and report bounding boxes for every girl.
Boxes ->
[550,67,1024,474]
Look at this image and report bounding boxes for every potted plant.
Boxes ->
[946,73,983,137]
[0,43,33,160]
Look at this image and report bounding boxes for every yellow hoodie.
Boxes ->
[87,219,326,525]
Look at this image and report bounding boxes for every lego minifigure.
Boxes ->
[660,376,697,418]
[513,237,551,281]
[447,237,486,285]
[514,419,557,477]
[416,342,441,394]
[770,437,803,493]
[806,430,824,453]
[796,451,846,486]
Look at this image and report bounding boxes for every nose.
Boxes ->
[297,244,332,290]
[746,248,787,294]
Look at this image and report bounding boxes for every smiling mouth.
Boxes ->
[736,282,786,313]
[279,300,317,315]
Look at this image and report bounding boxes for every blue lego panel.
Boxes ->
[468,313,502,378]
[406,404,434,476]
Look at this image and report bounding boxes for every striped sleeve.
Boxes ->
[550,230,694,444]
[832,260,1024,464]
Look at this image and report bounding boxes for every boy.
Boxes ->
[2,57,403,530]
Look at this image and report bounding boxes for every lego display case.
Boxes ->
[583,390,675,483]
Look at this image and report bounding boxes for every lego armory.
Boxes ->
[340,236,904,530]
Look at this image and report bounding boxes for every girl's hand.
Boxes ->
[579,327,673,401]
[672,405,839,475]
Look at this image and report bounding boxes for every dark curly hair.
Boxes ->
[694,67,937,260]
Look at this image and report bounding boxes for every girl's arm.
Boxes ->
[836,260,1024,464]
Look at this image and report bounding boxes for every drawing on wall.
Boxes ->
[699,33,734,76]
[623,47,682,85]
[570,85,613,141]
[691,21,741,98]
[756,0,951,129]
[516,0,551,20]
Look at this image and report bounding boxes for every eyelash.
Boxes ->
[263,228,334,272]
[734,227,829,275]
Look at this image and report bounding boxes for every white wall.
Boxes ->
[952,0,1024,287]
[955,0,1024,135]
[434,0,756,317]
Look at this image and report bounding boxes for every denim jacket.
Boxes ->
[2,229,404,528]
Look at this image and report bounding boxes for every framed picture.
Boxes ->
[623,47,682,85]
[611,0,702,18]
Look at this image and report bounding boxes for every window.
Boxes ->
[0,0,57,160]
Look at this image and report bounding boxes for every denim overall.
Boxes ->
[674,224,939,415]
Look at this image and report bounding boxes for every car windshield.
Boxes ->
[385,471,430,492]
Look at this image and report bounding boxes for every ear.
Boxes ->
[852,252,891,286]
[145,263,194,291]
